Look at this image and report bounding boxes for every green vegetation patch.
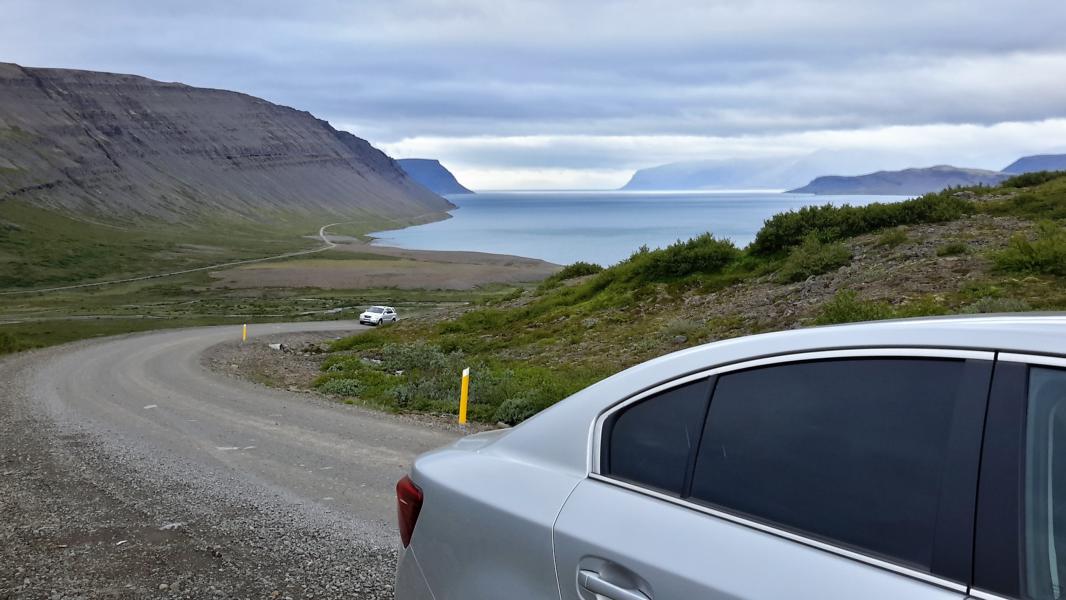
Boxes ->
[537,261,603,292]
[319,173,1066,423]
[994,221,1066,276]
[750,191,974,256]
[814,290,949,325]
[775,236,852,283]
[316,340,607,423]
[875,228,910,248]
[937,241,970,256]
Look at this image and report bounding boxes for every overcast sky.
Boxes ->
[3,0,1065,189]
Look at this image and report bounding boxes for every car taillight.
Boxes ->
[396,475,423,548]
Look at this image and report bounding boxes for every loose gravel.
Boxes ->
[0,340,408,599]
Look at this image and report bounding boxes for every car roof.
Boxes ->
[490,314,1066,475]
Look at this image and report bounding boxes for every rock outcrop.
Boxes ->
[0,63,453,223]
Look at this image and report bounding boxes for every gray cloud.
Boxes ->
[2,0,1065,187]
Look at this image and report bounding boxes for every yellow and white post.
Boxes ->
[458,367,470,425]
[242,323,248,343]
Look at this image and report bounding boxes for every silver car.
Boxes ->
[395,315,1066,600]
[359,305,397,326]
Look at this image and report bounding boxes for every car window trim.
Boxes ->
[588,347,996,594]
[590,347,995,474]
[972,354,1066,600]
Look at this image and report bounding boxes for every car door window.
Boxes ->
[688,358,984,574]
[1023,366,1066,600]
[602,378,712,496]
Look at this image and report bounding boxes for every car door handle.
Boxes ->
[579,570,650,600]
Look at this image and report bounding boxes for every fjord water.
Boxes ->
[370,191,908,266]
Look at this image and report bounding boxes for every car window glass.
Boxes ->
[1023,366,1066,600]
[604,378,712,496]
[690,358,968,571]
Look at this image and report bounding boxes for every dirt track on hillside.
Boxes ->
[210,237,560,290]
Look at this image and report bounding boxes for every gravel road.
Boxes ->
[0,321,460,599]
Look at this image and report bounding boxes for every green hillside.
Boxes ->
[317,171,1066,423]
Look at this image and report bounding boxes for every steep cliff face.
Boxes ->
[397,159,474,195]
[0,63,453,223]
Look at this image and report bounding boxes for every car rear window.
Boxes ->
[689,358,969,571]
[603,378,712,495]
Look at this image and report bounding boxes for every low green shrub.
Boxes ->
[1002,171,1066,189]
[0,330,27,355]
[937,241,970,256]
[962,297,1032,314]
[814,290,947,325]
[550,261,603,282]
[994,222,1066,276]
[537,261,604,292]
[629,233,740,281]
[983,189,1066,221]
[662,318,704,339]
[814,290,892,324]
[751,192,973,256]
[438,308,512,335]
[318,378,362,397]
[493,397,539,425]
[776,236,852,283]
[875,228,909,248]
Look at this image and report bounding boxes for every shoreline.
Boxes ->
[209,230,560,291]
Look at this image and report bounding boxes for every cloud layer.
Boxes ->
[3,0,1065,188]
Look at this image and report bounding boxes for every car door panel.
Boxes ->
[555,353,993,600]
[554,478,963,600]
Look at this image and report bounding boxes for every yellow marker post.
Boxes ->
[242,323,247,343]
[458,367,470,425]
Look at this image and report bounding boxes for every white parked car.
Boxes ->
[358,305,397,326]
[396,315,1066,600]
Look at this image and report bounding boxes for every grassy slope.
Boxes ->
[0,200,443,290]
[318,172,1066,424]
[0,200,480,355]
[0,265,514,354]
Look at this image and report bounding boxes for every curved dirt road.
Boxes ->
[0,321,459,598]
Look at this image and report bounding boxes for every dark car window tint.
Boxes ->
[605,378,712,495]
[690,358,967,571]
[1023,367,1066,600]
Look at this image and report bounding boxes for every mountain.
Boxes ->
[621,150,920,191]
[1002,154,1066,174]
[397,159,474,194]
[788,165,1009,195]
[0,63,453,223]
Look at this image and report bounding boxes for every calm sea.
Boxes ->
[370,190,908,266]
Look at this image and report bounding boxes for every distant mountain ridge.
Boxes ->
[1003,154,1066,174]
[0,63,453,223]
[397,159,474,194]
[621,150,921,191]
[624,152,1066,196]
[788,166,1010,195]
